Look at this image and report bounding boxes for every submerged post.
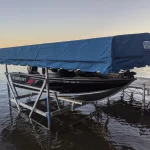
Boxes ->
[46,68,51,130]
[142,84,146,109]
[130,92,134,103]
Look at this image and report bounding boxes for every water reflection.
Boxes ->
[0,108,116,150]
[101,101,150,129]
[2,100,150,150]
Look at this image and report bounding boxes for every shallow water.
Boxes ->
[0,65,150,150]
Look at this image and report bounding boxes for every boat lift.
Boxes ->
[1,33,150,130]
[5,65,107,130]
[5,64,150,130]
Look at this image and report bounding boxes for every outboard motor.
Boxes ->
[121,70,136,79]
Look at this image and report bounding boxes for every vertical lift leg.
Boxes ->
[46,68,51,130]
[5,65,11,103]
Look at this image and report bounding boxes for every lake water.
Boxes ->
[0,65,150,150]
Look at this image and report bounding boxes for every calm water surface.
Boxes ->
[0,65,150,150]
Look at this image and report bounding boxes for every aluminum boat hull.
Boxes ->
[11,72,135,94]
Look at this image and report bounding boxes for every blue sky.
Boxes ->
[1,0,150,47]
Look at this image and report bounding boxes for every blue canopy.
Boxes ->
[0,33,150,74]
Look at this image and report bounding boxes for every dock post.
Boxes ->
[142,84,146,109]
[107,97,110,105]
[71,103,75,111]
[46,68,51,130]
[147,89,150,95]
[121,89,124,100]
[94,101,98,105]
[130,92,133,103]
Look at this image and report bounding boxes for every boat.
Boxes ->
[10,69,135,101]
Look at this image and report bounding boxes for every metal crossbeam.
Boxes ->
[29,79,47,118]
[11,98,47,117]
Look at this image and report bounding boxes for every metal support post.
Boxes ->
[71,103,75,111]
[5,65,13,120]
[5,65,11,102]
[5,73,20,112]
[54,92,61,110]
[142,84,146,109]
[46,68,51,130]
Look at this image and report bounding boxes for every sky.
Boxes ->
[0,0,150,48]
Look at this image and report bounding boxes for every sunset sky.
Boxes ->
[1,0,150,48]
